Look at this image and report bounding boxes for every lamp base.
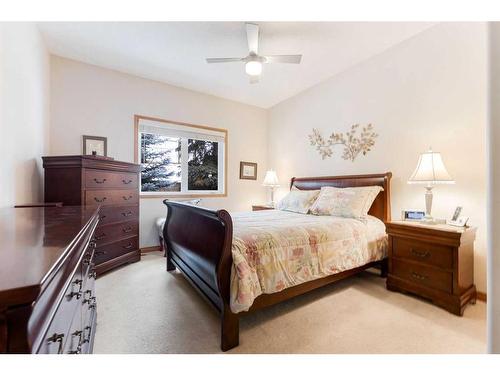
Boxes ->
[267,187,276,208]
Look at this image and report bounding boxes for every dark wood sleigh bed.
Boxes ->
[163,172,392,351]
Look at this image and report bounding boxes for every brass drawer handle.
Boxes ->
[410,248,430,258]
[93,178,106,184]
[122,179,133,184]
[95,250,106,256]
[89,299,97,310]
[83,291,94,305]
[68,330,83,354]
[122,226,133,233]
[411,272,428,281]
[47,333,65,354]
[94,197,107,203]
[68,279,83,299]
[121,211,133,217]
[122,195,133,201]
[122,242,133,250]
[82,326,92,344]
[68,291,82,299]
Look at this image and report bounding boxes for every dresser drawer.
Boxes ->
[64,306,83,354]
[93,220,139,247]
[99,205,139,225]
[85,189,139,206]
[85,170,138,189]
[81,277,96,326]
[82,244,96,283]
[80,309,96,354]
[36,266,84,354]
[392,259,452,293]
[94,236,139,265]
[392,237,453,269]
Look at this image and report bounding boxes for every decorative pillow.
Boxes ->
[276,189,320,214]
[309,186,383,218]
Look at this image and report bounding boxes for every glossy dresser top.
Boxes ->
[0,206,98,303]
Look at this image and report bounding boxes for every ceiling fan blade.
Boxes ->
[246,23,259,54]
[249,75,260,84]
[206,57,243,64]
[264,55,302,64]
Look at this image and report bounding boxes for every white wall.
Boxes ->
[49,57,268,247]
[487,22,500,353]
[0,23,50,208]
[267,23,488,293]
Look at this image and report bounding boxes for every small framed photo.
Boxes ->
[83,135,107,156]
[239,161,257,180]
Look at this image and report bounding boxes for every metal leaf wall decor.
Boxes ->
[308,124,378,161]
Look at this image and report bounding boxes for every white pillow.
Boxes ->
[276,188,320,214]
[309,186,383,218]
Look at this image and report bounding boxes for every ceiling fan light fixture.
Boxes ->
[245,60,262,76]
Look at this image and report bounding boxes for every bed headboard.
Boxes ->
[290,172,392,223]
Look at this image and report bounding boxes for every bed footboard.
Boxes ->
[162,200,238,351]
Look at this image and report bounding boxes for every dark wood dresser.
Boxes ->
[0,206,100,353]
[43,156,141,276]
[386,221,477,316]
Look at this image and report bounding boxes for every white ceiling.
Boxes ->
[38,22,435,108]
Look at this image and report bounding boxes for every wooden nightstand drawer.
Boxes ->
[392,259,452,293]
[393,237,453,269]
[252,205,273,211]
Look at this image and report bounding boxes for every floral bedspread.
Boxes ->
[229,210,387,313]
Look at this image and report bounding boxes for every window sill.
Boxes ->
[140,193,227,199]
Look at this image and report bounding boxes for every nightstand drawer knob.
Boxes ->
[410,248,430,258]
[411,272,428,281]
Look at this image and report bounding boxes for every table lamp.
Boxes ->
[263,170,280,207]
[408,148,455,223]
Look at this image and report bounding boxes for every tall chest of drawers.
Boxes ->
[0,206,100,353]
[386,221,477,316]
[43,155,141,276]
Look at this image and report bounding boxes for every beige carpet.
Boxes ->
[94,252,486,354]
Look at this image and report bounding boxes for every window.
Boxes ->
[135,116,226,196]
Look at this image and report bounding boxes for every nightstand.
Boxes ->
[386,221,476,316]
[252,205,274,211]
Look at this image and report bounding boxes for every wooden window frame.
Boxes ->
[134,114,228,199]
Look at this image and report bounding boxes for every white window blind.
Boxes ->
[138,119,225,143]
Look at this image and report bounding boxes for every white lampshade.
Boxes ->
[408,148,455,185]
[263,170,280,187]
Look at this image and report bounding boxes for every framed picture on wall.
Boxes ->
[83,135,107,156]
[239,161,257,180]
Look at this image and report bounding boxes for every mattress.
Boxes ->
[229,209,388,313]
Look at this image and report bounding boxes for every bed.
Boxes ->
[163,172,392,351]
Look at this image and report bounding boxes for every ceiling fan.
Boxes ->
[206,23,302,84]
